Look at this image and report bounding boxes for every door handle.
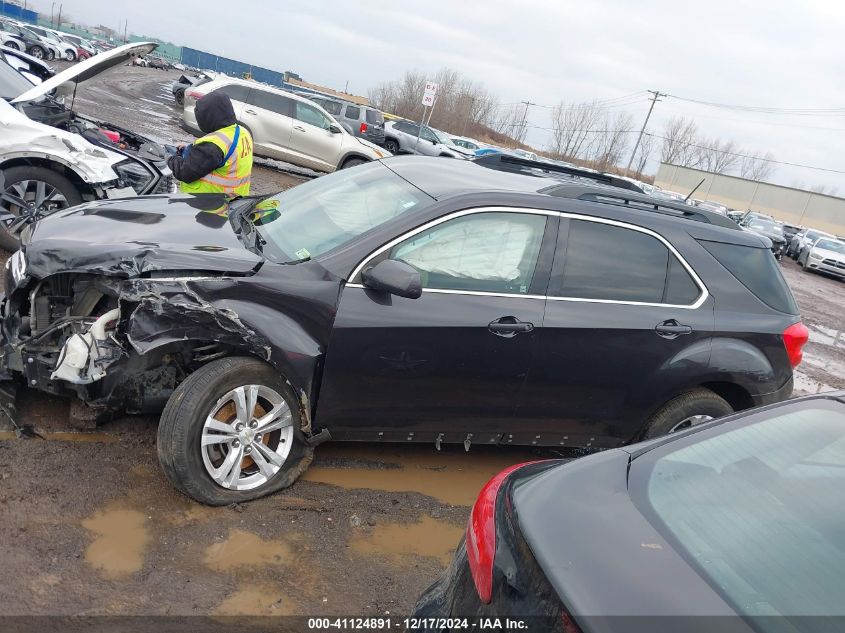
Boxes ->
[293,125,306,132]
[655,319,692,339]
[488,316,534,338]
[244,109,257,115]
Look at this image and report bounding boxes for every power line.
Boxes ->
[666,94,845,116]
[625,90,665,175]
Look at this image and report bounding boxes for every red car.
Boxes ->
[76,47,91,61]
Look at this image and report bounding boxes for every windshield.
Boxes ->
[815,239,845,254]
[248,161,434,264]
[639,401,845,622]
[0,57,34,99]
[750,219,782,234]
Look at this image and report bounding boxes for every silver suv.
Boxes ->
[182,78,389,173]
[383,120,468,158]
[306,95,385,146]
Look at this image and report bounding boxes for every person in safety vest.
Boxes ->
[167,91,253,196]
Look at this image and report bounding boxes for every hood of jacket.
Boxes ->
[195,90,237,134]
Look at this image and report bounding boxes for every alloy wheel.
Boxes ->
[1,179,71,218]
[201,385,294,491]
[30,47,43,59]
[668,414,713,434]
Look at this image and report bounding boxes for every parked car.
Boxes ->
[1,42,175,251]
[171,73,211,105]
[739,214,787,259]
[787,227,835,260]
[383,120,466,157]
[695,200,728,215]
[75,46,92,61]
[413,392,844,629]
[305,95,386,147]
[0,155,805,504]
[781,222,802,243]
[182,77,388,172]
[511,148,538,161]
[450,136,481,151]
[0,20,51,60]
[1,44,53,83]
[55,31,97,58]
[797,237,845,279]
[0,27,25,52]
[24,25,76,61]
[431,128,476,158]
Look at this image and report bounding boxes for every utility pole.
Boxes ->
[56,3,62,29]
[625,89,664,176]
[123,19,128,44]
[514,101,535,143]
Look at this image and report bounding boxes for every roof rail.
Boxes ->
[541,184,741,230]
[473,154,643,193]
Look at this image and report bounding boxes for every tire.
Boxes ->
[340,157,367,170]
[4,41,19,51]
[157,356,314,506]
[0,166,83,252]
[28,46,44,59]
[46,50,55,61]
[383,139,400,154]
[65,50,76,62]
[175,89,185,106]
[640,388,733,439]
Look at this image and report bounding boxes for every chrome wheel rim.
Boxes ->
[1,179,71,219]
[201,385,293,491]
[669,414,713,434]
[31,48,43,59]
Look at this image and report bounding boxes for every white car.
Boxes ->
[0,29,25,52]
[797,237,845,279]
[1,42,174,251]
[382,120,467,158]
[183,77,390,173]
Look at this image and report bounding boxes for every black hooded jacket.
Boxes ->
[168,91,239,184]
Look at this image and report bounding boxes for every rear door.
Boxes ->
[243,88,294,160]
[516,216,714,447]
[290,100,343,171]
[316,209,558,444]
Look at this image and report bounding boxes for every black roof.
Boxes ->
[384,156,740,231]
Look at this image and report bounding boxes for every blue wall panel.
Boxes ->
[180,47,283,86]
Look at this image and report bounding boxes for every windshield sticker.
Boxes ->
[295,248,311,260]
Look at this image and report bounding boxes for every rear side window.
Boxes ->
[215,84,251,102]
[396,121,418,135]
[344,105,361,120]
[557,220,701,305]
[699,240,798,314]
[248,89,292,116]
[365,109,383,125]
[316,99,342,115]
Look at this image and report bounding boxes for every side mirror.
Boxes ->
[429,138,437,145]
[329,124,343,134]
[361,260,422,299]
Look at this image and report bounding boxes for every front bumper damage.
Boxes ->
[0,273,275,418]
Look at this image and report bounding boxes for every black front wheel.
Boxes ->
[383,139,400,154]
[641,388,733,439]
[0,166,82,252]
[157,357,314,506]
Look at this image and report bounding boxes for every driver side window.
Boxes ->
[389,212,547,294]
[295,101,332,130]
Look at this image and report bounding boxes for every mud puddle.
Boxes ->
[214,583,293,616]
[82,509,150,579]
[351,515,464,565]
[204,529,290,571]
[303,443,541,506]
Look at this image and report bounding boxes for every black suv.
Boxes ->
[0,155,807,504]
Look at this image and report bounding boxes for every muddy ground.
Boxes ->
[0,64,844,618]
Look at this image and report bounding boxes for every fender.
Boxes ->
[0,151,118,188]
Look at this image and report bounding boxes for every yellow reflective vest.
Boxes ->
[180,124,253,196]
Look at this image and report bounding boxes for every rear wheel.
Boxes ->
[383,138,400,154]
[65,49,76,62]
[0,166,82,252]
[175,89,185,105]
[4,41,19,51]
[340,157,367,170]
[27,46,44,59]
[640,388,733,439]
[157,357,314,505]
[46,49,55,61]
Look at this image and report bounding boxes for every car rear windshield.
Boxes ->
[249,161,434,264]
[365,109,383,125]
[698,240,798,314]
[638,400,845,621]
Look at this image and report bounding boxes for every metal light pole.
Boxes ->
[50,2,56,27]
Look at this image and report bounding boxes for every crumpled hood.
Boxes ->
[23,194,263,279]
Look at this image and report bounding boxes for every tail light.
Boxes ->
[783,321,809,368]
[467,461,538,603]
[186,90,204,101]
[359,122,368,134]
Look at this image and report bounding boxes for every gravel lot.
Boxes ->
[0,63,842,618]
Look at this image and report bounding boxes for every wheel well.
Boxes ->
[340,154,370,168]
[699,381,754,412]
[1,158,95,199]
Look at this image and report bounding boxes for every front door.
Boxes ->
[290,101,343,171]
[516,217,715,448]
[316,209,557,445]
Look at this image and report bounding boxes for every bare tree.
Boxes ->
[738,151,776,181]
[549,101,603,160]
[586,112,634,171]
[660,116,699,167]
[696,138,740,174]
[633,132,656,174]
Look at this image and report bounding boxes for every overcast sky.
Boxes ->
[29,0,845,192]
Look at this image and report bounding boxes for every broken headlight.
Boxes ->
[114,160,154,194]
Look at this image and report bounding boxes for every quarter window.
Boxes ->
[345,105,361,120]
[558,220,700,305]
[215,84,251,103]
[295,102,332,130]
[389,212,547,295]
[248,89,292,116]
